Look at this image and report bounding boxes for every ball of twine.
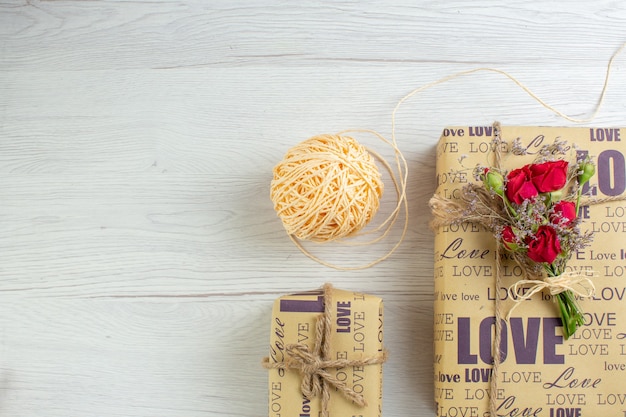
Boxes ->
[270,134,384,243]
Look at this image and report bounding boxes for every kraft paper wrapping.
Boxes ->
[266,286,384,417]
[433,126,626,417]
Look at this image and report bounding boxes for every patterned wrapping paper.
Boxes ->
[433,126,626,417]
[266,285,385,417]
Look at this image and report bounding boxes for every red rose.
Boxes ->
[501,226,519,250]
[530,161,568,193]
[506,165,538,204]
[526,225,561,264]
[551,201,577,225]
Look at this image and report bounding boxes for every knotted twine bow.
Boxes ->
[506,271,597,320]
[262,284,388,417]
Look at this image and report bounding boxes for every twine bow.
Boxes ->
[263,284,388,417]
[506,271,597,320]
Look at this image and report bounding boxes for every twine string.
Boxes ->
[262,284,388,417]
[490,243,503,415]
[391,40,625,129]
[488,123,504,415]
[506,271,597,321]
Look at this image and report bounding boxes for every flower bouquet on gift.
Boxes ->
[475,140,596,339]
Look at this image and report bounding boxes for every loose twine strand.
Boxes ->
[489,123,504,416]
[492,244,503,415]
[391,40,626,126]
[262,284,388,417]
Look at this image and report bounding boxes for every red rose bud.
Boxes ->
[506,165,539,204]
[526,225,561,264]
[551,201,576,225]
[483,170,504,196]
[501,226,520,250]
[530,160,569,193]
[578,161,595,185]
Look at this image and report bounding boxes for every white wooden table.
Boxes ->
[2,2,626,416]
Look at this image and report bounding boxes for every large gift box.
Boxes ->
[433,125,626,416]
[264,284,386,417]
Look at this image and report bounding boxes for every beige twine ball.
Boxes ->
[270,134,384,242]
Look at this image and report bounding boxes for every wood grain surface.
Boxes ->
[2,1,626,416]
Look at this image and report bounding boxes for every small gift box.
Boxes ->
[432,124,626,416]
[263,284,386,417]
